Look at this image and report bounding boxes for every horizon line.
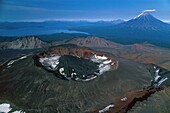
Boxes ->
[0,19,125,22]
[0,19,170,23]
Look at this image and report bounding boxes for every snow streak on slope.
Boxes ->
[0,103,24,113]
[151,69,168,86]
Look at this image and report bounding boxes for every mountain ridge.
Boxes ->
[0,36,121,49]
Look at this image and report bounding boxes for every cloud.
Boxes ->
[143,9,156,13]
[134,9,156,19]
[3,4,82,13]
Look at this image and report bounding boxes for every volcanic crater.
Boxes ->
[35,44,118,81]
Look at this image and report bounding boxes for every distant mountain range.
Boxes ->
[0,36,121,49]
[72,11,170,48]
[0,10,170,48]
[0,20,124,36]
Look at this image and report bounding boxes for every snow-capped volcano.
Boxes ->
[120,9,169,29]
[72,9,170,48]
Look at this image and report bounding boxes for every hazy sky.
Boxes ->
[0,0,170,22]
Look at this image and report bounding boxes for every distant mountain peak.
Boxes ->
[134,9,156,19]
[119,9,170,29]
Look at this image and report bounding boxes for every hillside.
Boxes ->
[0,36,50,49]
[67,36,121,48]
[0,45,155,113]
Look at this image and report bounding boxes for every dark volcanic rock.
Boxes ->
[57,55,99,80]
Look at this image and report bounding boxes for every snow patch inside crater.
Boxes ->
[39,54,115,81]
[90,54,114,75]
[39,55,60,71]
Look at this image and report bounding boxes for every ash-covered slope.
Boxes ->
[0,36,50,49]
[35,44,118,81]
[0,44,155,113]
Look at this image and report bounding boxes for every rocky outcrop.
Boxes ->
[0,36,50,49]
[95,87,162,113]
[94,64,170,113]
[94,87,163,113]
